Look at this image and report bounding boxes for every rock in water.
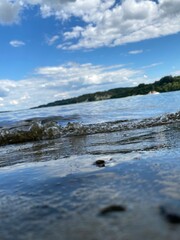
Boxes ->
[100,205,126,215]
[94,160,106,167]
[159,206,180,224]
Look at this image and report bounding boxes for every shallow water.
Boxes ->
[0,91,180,146]
[0,92,180,239]
[0,146,179,240]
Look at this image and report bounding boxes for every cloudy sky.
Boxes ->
[0,0,180,111]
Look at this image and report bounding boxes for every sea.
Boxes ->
[0,91,180,239]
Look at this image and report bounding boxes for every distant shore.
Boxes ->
[33,75,180,109]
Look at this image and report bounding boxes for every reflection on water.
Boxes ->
[155,159,180,200]
[0,122,179,168]
[0,92,180,239]
[0,149,179,239]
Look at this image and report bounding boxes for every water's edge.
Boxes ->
[0,111,179,146]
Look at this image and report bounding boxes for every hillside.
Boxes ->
[34,75,180,109]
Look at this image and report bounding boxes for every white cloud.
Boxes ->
[143,75,148,79]
[172,70,180,76]
[0,88,8,98]
[0,62,149,111]
[0,0,21,25]
[160,0,180,14]
[1,1,180,49]
[35,63,141,86]
[128,50,143,55]
[10,100,19,105]
[57,0,180,49]
[0,0,75,24]
[141,62,163,69]
[9,40,25,47]
[47,35,59,45]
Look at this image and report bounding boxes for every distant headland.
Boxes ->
[33,75,180,109]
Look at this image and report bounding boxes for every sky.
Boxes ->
[0,0,180,111]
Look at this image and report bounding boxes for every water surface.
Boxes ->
[0,91,180,240]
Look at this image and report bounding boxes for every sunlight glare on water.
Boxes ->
[0,91,180,127]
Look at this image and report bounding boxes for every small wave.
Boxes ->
[0,112,180,146]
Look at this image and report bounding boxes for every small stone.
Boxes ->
[159,206,180,224]
[100,205,126,215]
[94,160,105,167]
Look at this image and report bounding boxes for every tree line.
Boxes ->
[34,75,180,109]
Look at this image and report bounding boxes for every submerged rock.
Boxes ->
[94,160,106,167]
[159,206,180,224]
[100,205,126,215]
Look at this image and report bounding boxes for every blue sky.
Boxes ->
[0,0,180,111]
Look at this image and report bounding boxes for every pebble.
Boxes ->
[159,206,180,224]
[94,160,106,167]
[100,205,126,215]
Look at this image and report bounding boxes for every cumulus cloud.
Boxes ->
[0,0,75,24]
[59,0,180,49]
[1,1,180,49]
[9,40,25,47]
[160,0,180,14]
[0,0,21,25]
[0,62,148,111]
[35,62,141,86]
[0,87,9,98]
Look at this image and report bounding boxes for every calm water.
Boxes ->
[0,91,180,127]
[0,90,179,164]
[0,91,180,240]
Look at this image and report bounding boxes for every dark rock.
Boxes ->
[159,206,180,224]
[100,205,126,215]
[94,160,105,167]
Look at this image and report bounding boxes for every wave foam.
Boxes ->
[0,112,180,146]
